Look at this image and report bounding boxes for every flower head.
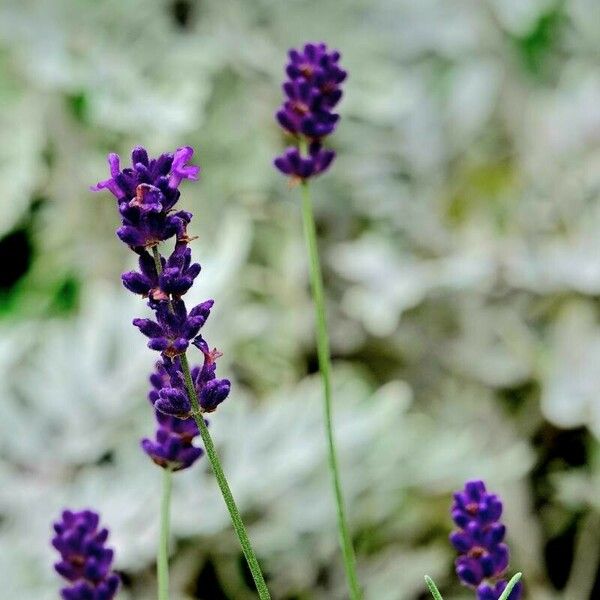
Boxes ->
[274,42,345,181]
[52,509,120,600]
[94,145,231,474]
[92,146,199,252]
[450,480,522,600]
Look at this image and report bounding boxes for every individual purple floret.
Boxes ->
[274,142,336,181]
[274,42,346,181]
[52,509,120,600]
[450,480,522,600]
[133,298,213,358]
[92,146,199,252]
[122,243,201,303]
[191,337,232,413]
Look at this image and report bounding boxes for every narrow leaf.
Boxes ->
[424,575,444,600]
[498,572,523,600]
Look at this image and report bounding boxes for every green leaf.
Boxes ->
[424,575,444,600]
[498,573,523,600]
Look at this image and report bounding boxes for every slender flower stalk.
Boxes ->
[274,43,361,599]
[158,469,173,600]
[424,575,444,600]
[93,146,271,600]
[300,178,360,598]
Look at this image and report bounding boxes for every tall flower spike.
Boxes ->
[52,509,120,600]
[450,480,523,600]
[274,42,346,181]
[273,43,361,600]
[94,146,270,599]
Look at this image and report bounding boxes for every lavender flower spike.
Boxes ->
[274,42,346,181]
[451,480,523,600]
[52,509,120,600]
[94,146,269,599]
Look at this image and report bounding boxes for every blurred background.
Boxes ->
[1,0,599,598]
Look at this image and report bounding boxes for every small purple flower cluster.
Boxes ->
[141,361,203,471]
[92,146,230,470]
[52,510,120,600]
[450,481,522,600]
[91,147,198,251]
[274,42,346,181]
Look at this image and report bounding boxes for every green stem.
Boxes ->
[151,245,271,600]
[158,468,173,600]
[498,573,522,600]
[180,353,271,600]
[298,173,362,599]
[424,576,444,600]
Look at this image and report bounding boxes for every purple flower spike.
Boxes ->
[450,480,522,600]
[274,42,345,181]
[95,145,232,473]
[52,509,120,600]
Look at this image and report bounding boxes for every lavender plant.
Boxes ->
[52,509,120,600]
[425,480,523,600]
[92,147,270,599]
[273,42,361,599]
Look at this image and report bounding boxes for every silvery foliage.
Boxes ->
[0,285,533,599]
[0,0,597,598]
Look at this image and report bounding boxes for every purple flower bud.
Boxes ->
[52,509,120,600]
[274,142,335,181]
[450,480,523,599]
